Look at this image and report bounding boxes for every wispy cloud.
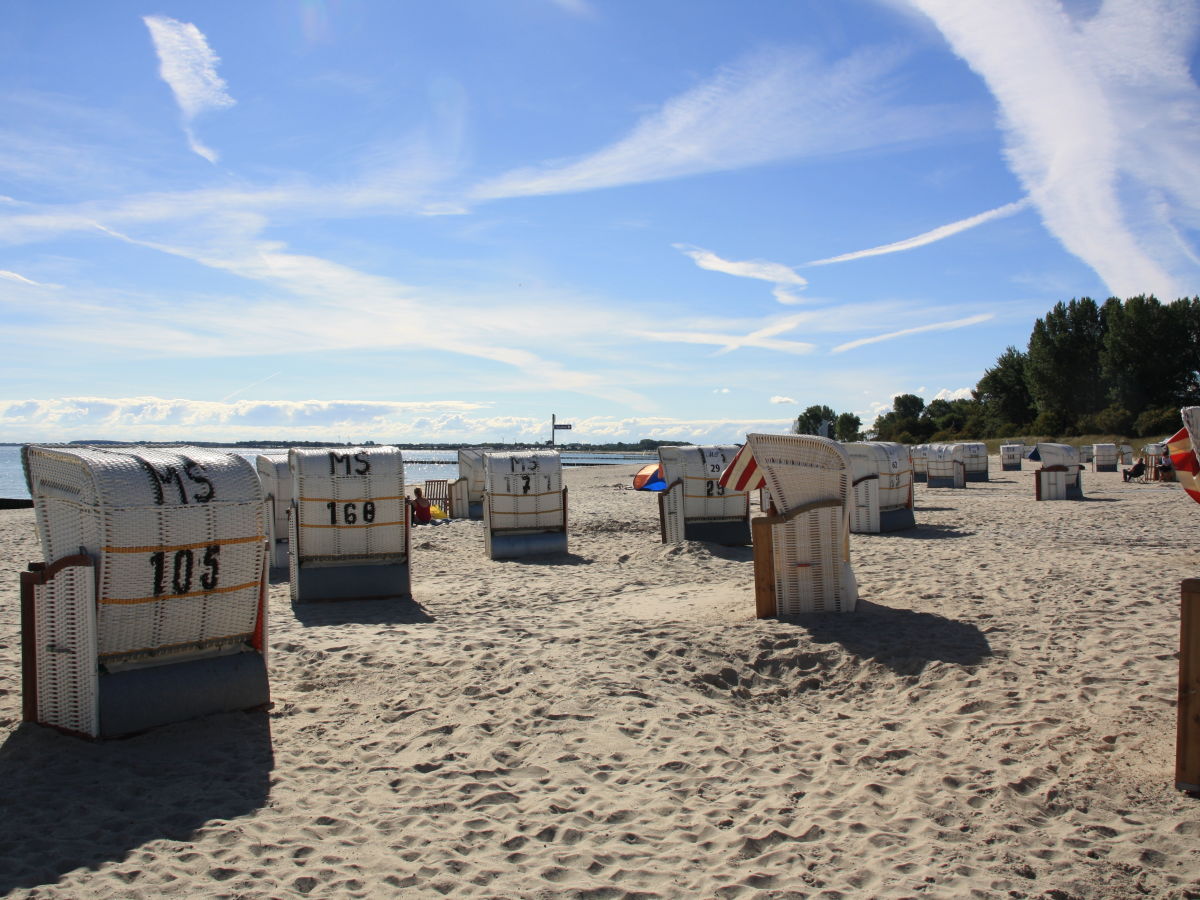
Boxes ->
[806,199,1031,266]
[471,46,967,200]
[637,310,819,356]
[0,269,54,287]
[911,0,1200,299]
[674,243,806,286]
[770,396,796,405]
[830,313,992,353]
[143,15,235,163]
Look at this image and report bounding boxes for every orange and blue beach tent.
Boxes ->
[632,463,667,492]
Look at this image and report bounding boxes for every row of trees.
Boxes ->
[793,405,862,442]
[795,295,1200,444]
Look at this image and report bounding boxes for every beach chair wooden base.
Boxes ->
[682,518,751,546]
[1001,463,1021,471]
[965,472,989,482]
[1035,466,1083,501]
[22,555,269,739]
[1178,578,1200,793]
[486,529,568,560]
[927,475,964,489]
[878,506,917,532]
[1095,464,1117,472]
[290,558,412,603]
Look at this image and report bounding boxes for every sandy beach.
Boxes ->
[1,459,1198,899]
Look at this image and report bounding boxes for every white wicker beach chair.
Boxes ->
[1034,443,1083,500]
[657,445,750,545]
[288,446,410,602]
[1120,444,1134,465]
[909,444,929,483]
[1000,443,1024,472]
[844,441,915,533]
[448,448,486,519]
[1079,444,1094,464]
[483,450,567,559]
[20,445,270,738]
[737,434,857,617]
[960,441,989,482]
[925,444,966,488]
[1092,443,1118,472]
[256,452,291,572]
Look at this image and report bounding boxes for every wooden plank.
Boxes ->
[1178,578,1200,793]
[751,517,777,620]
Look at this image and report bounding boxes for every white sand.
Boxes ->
[1,460,1199,898]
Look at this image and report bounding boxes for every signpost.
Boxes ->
[550,414,573,446]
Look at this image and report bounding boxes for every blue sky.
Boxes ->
[1,0,1198,444]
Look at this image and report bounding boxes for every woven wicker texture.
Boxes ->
[458,448,488,504]
[256,453,291,541]
[744,434,857,615]
[1000,444,1024,464]
[926,444,966,487]
[484,451,564,532]
[1092,443,1118,467]
[959,442,988,477]
[659,445,748,522]
[1036,443,1079,468]
[909,444,929,477]
[1185,409,1200,461]
[23,445,266,663]
[289,447,406,562]
[33,560,100,737]
[844,442,911,511]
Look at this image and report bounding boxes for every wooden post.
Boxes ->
[751,517,777,619]
[1178,578,1200,793]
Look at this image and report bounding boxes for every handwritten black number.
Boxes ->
[183,460,214,503]
[344,502,358,524]
[705,480,724,497]
[354,452,370,475]
[325,502,366,525]
[172,548,194,594]
[200,544,220,590]
[521,475,531,494]
[363,501,376,523]
[150,551,165,596]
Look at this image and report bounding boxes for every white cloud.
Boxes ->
[932,387,974,401]
[830,313,993,353]
[0,397,796,445]
[911,0,1200,299]
[143,15,236,163]
[713,388,731,394]
[674,243,806,286]
[0,269,54,287]
[805,199,1031,266]
[771,286,807,305]
[471,46,967,200]
[770,396,797,405]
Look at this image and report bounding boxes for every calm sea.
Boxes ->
[0,445,653,499]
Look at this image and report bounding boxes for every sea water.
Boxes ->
[0,445,652,499]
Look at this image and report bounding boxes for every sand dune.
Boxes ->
[1,461,1198,898]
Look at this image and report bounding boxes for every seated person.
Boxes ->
[1158,451,1174,480]
[1123,457,1146,482]
[411,486,432,525]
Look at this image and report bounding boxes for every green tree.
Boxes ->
[834,412,861,442]
[872,394,928,442]
[794,405,837,437]
[974,346,1034,432]
[1025,297,1106,431]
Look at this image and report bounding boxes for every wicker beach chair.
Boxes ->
[844,441,915,533]
[20,445,270,738]
[909,444,929,483]
[925,444,967,488]
[256,452,291,572]
[1092,443,1118,472]
[483,450,567,559]
[448,448,486,519]
[288,446,410,602]
[1033,443,1083,500]
[1000,443,1024,472]
[960,441,989,482]
[728,433,857,617]
[657,445,751,545]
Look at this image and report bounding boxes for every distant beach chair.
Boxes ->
[844,441,915,533]
[1092,443,1118,472]
[926,444,967,488]
[422,479,450,516]
[288,446,410,602]
[1120,444,1134,465]
[722,433,857,617]
[1033,443,1084,500]
[960,441,989,481]
[1079,444,1094,464]
[20,445,270,738]
[909,444,929,483]
[483,450,568,559]
[1000,443,1024,472]
[256,452,292,573]
[448,448,486,519]
[657,445,750,545]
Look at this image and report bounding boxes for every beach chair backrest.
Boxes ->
[483,450,564,532]
[659,445,747,520]
[960,441,988,475]
[926,444,966,487]
[1000,444,1023,463]
[256,453,291,564]
[1036,442,1079,469]
[289,446,407,563]
[22,445,266,665]
[744,433,856,615]
[1093,443,1118,470]
[844,442,911,511]
[458,448,487,503]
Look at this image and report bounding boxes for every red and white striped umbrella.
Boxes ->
[1170,407,1200,505]
[718,443,764,492]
